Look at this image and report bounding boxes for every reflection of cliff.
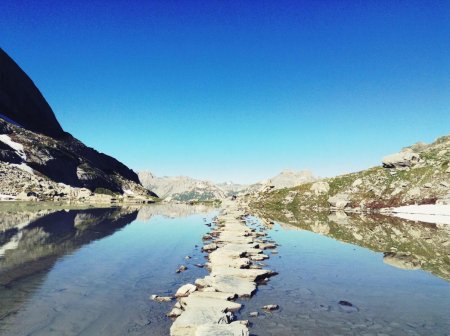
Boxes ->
[256,209,450,282]
[136,203,216,221]
[0,206,138,286]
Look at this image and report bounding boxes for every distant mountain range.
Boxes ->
[139,170,316,202]
[138,172,226,202]
[0,48,156,203]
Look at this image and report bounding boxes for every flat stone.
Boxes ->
[180,296,242,313]
[170,310,231,336]
[202,275,257,297]
[250,254,269,261]
[195,322,249,336]
[175,284,197,298]
[203,243,218,252]
[210,267,272,281]
[168,307,183,317]
[189,291,237,301]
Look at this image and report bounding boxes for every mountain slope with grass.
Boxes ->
[251,135,450,213]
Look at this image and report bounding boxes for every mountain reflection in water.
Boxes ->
[0,203,215,322]
[257,209,450,282]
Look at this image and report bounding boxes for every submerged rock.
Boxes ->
[338,300,359,313]
[262,304,279,311]
[150,295,173,302]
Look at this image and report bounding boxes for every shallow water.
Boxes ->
[0,204,216,335]
[0,205,449,335]
[240,214,450,336]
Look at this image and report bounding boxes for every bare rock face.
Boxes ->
[0,48,156,201]
[382,148,420,169]
[0,48,64,138]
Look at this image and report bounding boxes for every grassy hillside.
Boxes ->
[251,135,450,213]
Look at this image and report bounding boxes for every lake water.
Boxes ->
[0,204,449,335]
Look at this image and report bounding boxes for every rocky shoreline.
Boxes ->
[152,199,278,335]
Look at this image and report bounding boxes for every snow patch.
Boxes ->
[12,163,35,175]
[0,134,26,160]
[0,232,23,257]
[392,205,450,225]
[0,194,16,201]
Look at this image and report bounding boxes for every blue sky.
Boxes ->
[1,1,449,183]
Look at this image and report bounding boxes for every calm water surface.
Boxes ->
[0,204,216,335]
[0,204,449,335]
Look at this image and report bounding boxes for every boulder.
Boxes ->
[167,307,183,318]
[352,178,363,187]
[262,304,279,311]
[383,252,421,270]
[382,149,420,169]
[328,193,350,209]
[202,243,218,252]
[175,284,197,298]
[310,181,330,195]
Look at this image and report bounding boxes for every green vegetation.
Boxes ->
[94,187,116,196]
[251,135,449,212]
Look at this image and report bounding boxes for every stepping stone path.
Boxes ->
[169,199,277,336]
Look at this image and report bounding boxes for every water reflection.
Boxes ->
[0,203,216,335]
[257,209,450,282]
[0,207,138,286]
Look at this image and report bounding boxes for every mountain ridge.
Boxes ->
[0,48,156,203]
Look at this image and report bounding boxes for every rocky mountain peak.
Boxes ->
[0,48,65,138]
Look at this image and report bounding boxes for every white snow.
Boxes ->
[392,205,450,225]
[0,194,16,201]
[13,163,34,175]
[0,232,23,257]
[0,134,26,160]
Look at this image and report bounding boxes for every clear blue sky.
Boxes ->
[1,1,449,183]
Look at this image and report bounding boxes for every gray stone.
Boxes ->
[175,284,197,298]
[310,181,330,195]
[382,149,420,169]
[328,193,350,209]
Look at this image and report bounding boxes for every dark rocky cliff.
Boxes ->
[0,48,155,200]
[0,48,65,138]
